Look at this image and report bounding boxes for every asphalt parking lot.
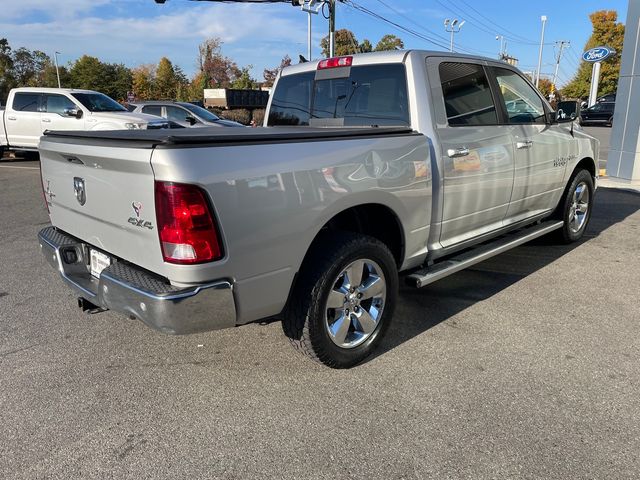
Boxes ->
[1,156,639,479]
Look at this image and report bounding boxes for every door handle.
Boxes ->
[42,118,51,123]
[447,147,470,158]
[516,140,533,149]
[7,116,16,121]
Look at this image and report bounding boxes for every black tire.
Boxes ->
[555,169,594,243]
[283,232,398,368]
[608,116,614,127]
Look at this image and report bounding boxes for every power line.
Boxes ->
[434,0,550,47]
[454,0,540,45]
[343,0,451,50]
[372,0,495,56]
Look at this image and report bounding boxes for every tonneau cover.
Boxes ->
[42,126,415,148]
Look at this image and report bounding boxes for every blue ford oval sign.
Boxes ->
[582,46,616,62]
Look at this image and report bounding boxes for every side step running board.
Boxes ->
[407,220,564,288]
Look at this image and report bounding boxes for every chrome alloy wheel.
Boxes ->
[568,181,590,233]
[324,259,387,349]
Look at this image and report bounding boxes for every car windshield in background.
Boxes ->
[71,92,127,112]
[180,103,220,122]
[268,64,410,127]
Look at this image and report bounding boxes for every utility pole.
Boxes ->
[328,0,336,57]
[535,15,547,88]
[54,51,61,88]
[552,41,569,93]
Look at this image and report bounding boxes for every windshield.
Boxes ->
[180,103,220,122]
[268,64,410,127]
[71,92,127,112]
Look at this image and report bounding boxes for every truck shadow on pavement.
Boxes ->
[368,187,640,363]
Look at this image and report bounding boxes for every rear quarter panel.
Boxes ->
[151,133,431,323]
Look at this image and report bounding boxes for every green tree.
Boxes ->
[0,38,15,101]
[69,55,107,91]
[562,10,625,99]
[321,29,361,57]
[374,34,404,51]
[186,71,208,102]
[231,66,257,89]
[320,30,405,57]
[69,56,132,100]
[38,61,70,88]
[173,65,191,101]
[155,57,177,99]
[103,63,133,101]
[359,39,373,53]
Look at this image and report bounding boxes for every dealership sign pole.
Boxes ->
[583,46,616,106]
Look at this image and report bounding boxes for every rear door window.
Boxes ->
[268,64,410,127]
[439,62,498,126]
[142,105,162,117]
[12,93,41,112]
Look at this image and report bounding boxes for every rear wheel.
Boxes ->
[608,116,614,127]
[283,232,398,368]
[555,169,594,243]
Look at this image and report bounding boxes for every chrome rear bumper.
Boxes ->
[38,227,236,334]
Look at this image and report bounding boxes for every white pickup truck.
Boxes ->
[0,87,168,158]
[37,51,599,368]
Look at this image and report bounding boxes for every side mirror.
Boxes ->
[63,107,83,119]
[547,111,558,124]
[185,115,197,125]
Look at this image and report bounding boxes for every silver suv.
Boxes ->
[129,101,243,128]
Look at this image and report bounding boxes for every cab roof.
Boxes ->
[280,49,506,76]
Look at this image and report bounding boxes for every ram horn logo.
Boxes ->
[73,177,86,206]
[132,201,143,218]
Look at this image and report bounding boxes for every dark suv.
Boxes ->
[580,101,615,127]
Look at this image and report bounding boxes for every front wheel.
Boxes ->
[556,169,594,243]
[283,232,398,368]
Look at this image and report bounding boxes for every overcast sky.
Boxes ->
[1,0,629,86]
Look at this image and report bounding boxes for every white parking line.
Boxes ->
[0,165,39,170]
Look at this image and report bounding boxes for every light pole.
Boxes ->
[299,1,322,61]
[444,19,465,52]
[496,35,505,60]
[54,51,61,88]
[535,15,547,88]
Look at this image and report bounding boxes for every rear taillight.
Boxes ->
[317,56,353,70]
[154,181,223,264]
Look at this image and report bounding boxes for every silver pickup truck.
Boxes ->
[37,50,599,368]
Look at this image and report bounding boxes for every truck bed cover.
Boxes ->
[42,126,417,149]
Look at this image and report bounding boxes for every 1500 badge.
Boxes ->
[128,201,154,230]
[553,154,576,168]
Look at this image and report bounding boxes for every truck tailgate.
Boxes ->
[38,137,164,275]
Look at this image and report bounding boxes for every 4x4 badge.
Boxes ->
[128,201,153,230]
